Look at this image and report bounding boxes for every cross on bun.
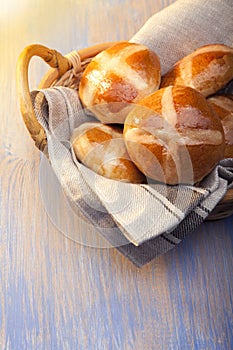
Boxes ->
[207,94,233,158]
[71,122,146,183]
[161,44,233,97]
[123,85,225,185]
[79,41,161,124]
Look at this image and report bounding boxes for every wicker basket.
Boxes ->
[16,43,233,221]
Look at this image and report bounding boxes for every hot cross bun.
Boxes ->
[71,122,146,183]
[161,44,233,97]
[123,85,225,184]
[79,41,161,124]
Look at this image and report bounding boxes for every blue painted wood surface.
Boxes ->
[0,0,232,349]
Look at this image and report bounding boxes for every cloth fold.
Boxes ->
[31,0,233,266]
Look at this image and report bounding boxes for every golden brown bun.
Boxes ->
[207,95,233,158]
[71,122,146,183]
[161,44,233,97]
[79,41,161,124]
[123,86,225,185]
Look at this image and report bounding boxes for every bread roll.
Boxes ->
[123,85,225,185]
[207,95,233,158]
[71,122,145,183]
[79,41,161,124]
[161,44,233,97]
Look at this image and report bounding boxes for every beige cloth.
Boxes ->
[131,0,233,74]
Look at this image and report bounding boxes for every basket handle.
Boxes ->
[16,42,115,151]
[16,44,73,151]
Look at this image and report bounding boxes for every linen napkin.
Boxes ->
[31,0,233,267]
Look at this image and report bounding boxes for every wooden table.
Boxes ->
[1,1,232,349]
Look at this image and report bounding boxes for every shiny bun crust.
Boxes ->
[123,86,225,185]
[207,95,233,158]
[161,44,233,97]
[71,122,145,183]
[79,41,161,124]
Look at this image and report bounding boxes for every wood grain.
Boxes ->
[0,1,233,349]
